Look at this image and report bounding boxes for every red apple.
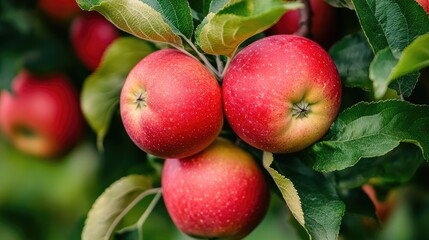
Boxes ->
[162,138,270,239]
[71,12,120,70]
[362,184,396,223]
[223,35,341,153]
[120,49,223,159]
[38,0,81,21]
[416,0,429,14]
[266,0,337,48]
[0,70,84,158]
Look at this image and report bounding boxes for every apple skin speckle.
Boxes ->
[120,49,223,159]
[162,138,270,240]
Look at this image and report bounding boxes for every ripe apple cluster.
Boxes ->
[120,34,341,239]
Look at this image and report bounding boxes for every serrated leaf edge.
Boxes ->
[262,152,305,226]
[81,175,153,240]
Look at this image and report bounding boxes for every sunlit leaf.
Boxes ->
[80,37,156,149]
[195,0,302,56]
[77,0,191,47]
[390,33,429,80]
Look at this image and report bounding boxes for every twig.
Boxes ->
[295,0,312,37]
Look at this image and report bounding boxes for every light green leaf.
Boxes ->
[80,37,156,149]
[77,0,188,47]
[308,100,429,172]
[329,31,373,91]
[81,175,154,240]
[195,0,302,57]
[390,33,429,80]
[370,48,420,98]
[263,152,345,240]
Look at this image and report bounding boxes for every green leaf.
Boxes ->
[80,37,156,149]
[333,144,424,189]
[263,152,345,240]
[390,33,429,80]
[76,0,192,48]
[329,32,373,91]
[308,100,429,172]
[195,0,302,57]
[81,175,153,240]
[143,0,194,38]
[352,0,429,98]
[0,51,22,92]
[370,48,420,98]
[325,0,354,9]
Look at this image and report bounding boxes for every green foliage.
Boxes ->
[81,175,155,240]
[352,0,429,98]
[77,0,190,48]
[329,32,373,91]
[307,100,429,172]
[80,37,156,149]
[2,0,429,239]
[195,0,302,56]
[264,152,345,240]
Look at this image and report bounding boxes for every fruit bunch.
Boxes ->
[70,0,429,240]
[119,32,341,238]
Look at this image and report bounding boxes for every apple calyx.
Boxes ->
[292,100,312,119]
[14,124,37,138]
[135,89,147,109]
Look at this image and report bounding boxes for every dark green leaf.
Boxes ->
[388,72,420,99]
[352,0,429,54]
[143,0,194,38]
[308,100,429,172]
[76,0,188,47]
[80,37,156,149]
[195,0,302,56]
[352,0,429,98]
[329,32,373,91]
[0,51,22,92]
[189,0,212,22]
[333,144,424,189]
[81,175,153,240]
[263,152,345,240]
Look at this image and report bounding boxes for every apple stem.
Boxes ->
[180,37,222,80]
[220,57,232,80]
[136,188,162,239]
[292,101,311,119]
[216,55,224,74]
[105,187,162,240]
[295,0,312,37]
